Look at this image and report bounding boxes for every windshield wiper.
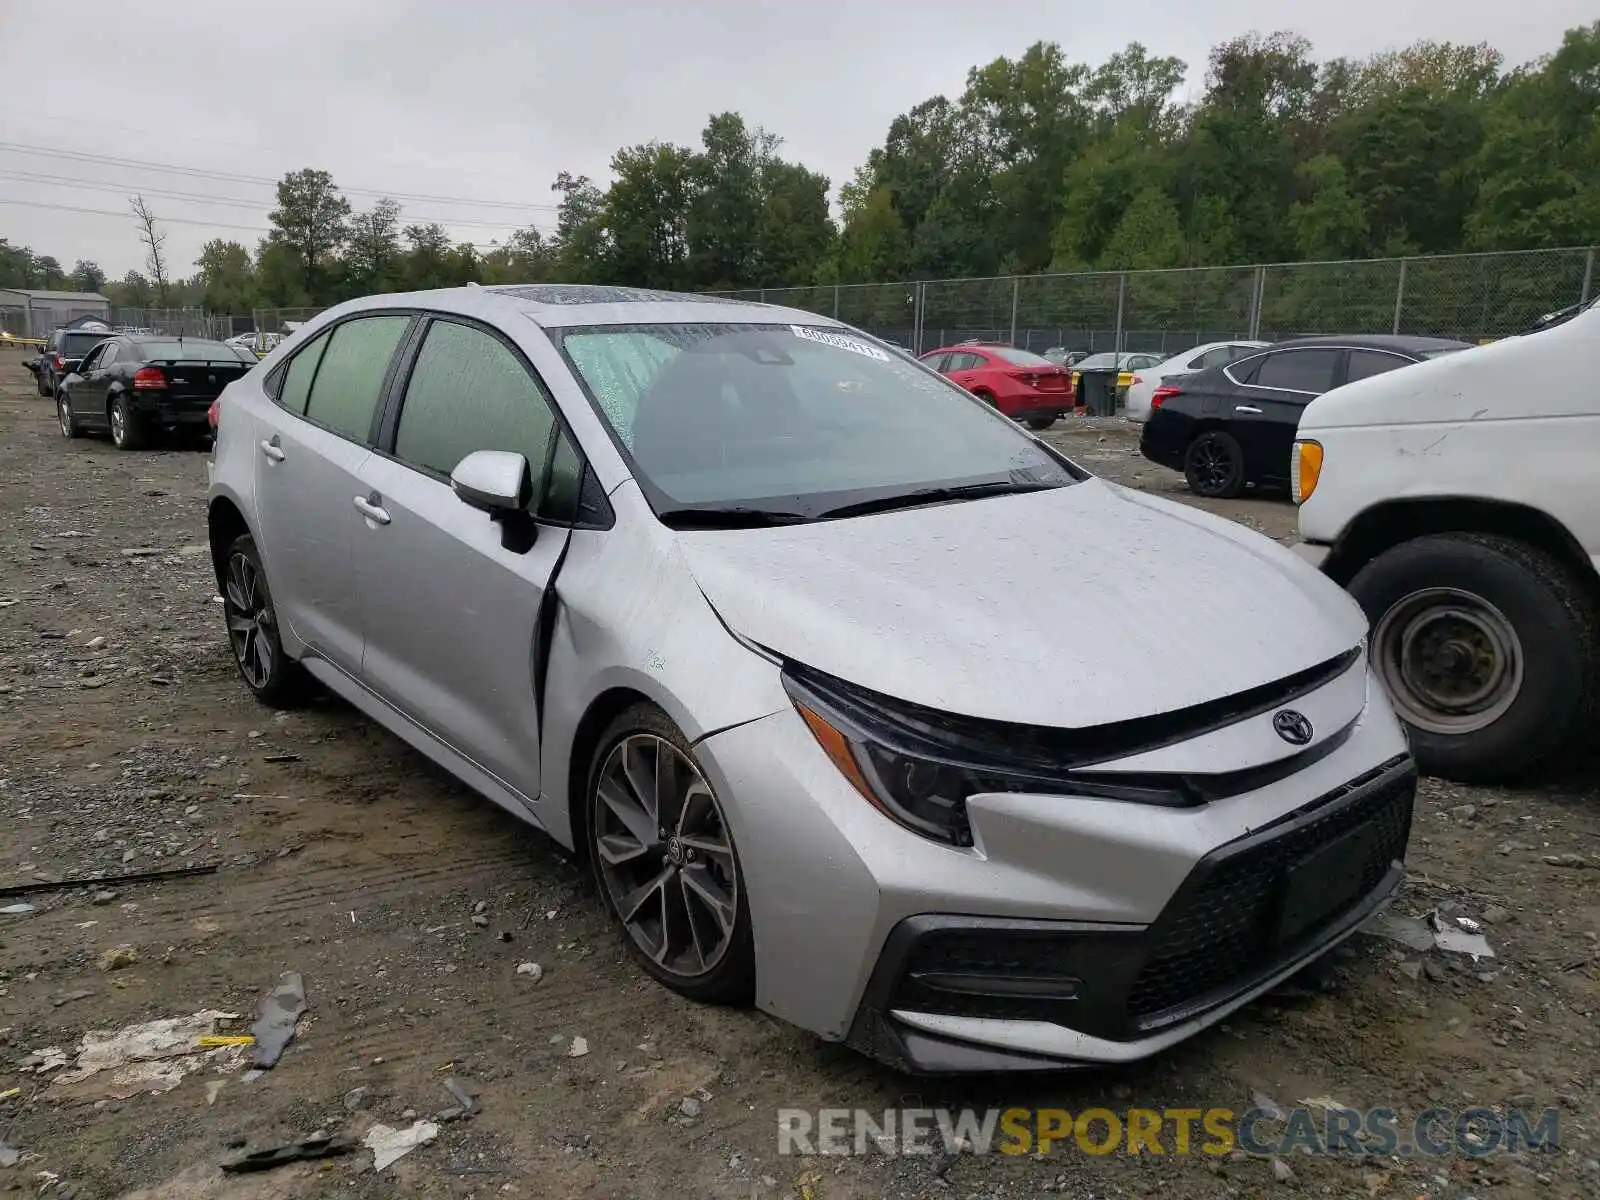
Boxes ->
[655,505,815,529]
[815,480,1061,520]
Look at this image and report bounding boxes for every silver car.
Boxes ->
[206,285,1416,1074]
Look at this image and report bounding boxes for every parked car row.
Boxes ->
[198,284,1416,1075]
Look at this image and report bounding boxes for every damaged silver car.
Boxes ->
[206,285,1415,1073]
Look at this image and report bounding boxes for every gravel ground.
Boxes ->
[1,364,1597,1199]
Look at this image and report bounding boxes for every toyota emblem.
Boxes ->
[1272,710,1314,746]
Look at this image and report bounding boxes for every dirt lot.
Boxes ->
[1,362,1597,1199]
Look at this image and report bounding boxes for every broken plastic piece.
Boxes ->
[222,1133,355,1174]
[250,971,306,1068]
[364,1120,439,1171]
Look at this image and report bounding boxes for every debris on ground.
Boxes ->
[436,1077,479,1122]
[18,1048,69,1074]
[1543,853,1589,868]
[568,1036,589,1058]
[514,962,543,981]
[1361,908,1495,960]
[0,1144,18,1168]
[343,1086,371,1112]
[50,1011,249,1098]
[364,1120,439,1171]
[0,864,219,902]
[249,971,306,1068]
[222,1132,356,1174]
[96,945,138,971]
[1,902,36,915]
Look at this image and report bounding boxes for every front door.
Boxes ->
[253,314,414,673]
[352,316,577,800]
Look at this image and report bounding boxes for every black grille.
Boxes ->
[1126,757,1414,1023]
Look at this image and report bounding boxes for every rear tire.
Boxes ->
[109,393,146,451]
[586,703,755,1006]
[1184,430,1244,498]
[973,389,999,410]
[1350,533,1598,782]
[221,534,312,707]
[57,392,81,439]
[1025,415,1057,430]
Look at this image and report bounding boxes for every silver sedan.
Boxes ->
[206,285,1415,1074]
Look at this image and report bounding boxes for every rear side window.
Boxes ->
[1194,346,1237,369]
[276,331,330,416]
[1346,349,1412,383]
[393,319,557,492]
[304,316,411,442]
[920,353,950,373]
[1253,349,1340,395]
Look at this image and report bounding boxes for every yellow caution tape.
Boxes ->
[197,1035,256,1047]
[0,1086,21,1101]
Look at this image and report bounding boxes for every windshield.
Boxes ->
[989,346,1055,367]
[556,322,1080,518]
[61,333,108,356]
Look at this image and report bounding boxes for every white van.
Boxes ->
[1291,300,1599,782]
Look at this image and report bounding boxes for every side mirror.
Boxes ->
[451,450,532,514]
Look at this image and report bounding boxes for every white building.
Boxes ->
[0,289,112,338]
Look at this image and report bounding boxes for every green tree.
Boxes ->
[118,270,154,307]
[401,223,453,290]
[685,112,774,287]
[481,228,554,284]
[1289,155,1369,259]
[268,168,351,300]
[255,240,310,307]
[34,255,67,289]
[550,172,609,282]
[344,198,403,296]
[832,186,910,282]
[1099,185,1185,269]
[604,142,694,287]
[194,240,257,313]
[68,260,106,293]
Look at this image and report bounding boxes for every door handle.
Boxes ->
[353,493,391,525]
[260,436,286,462]
[1234,405,1263,414]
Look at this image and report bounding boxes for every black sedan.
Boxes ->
[57,334,257,450]
[1138,334,1472,498]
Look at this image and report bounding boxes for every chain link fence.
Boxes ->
[107,308,232,339]
[717,247,1597,355]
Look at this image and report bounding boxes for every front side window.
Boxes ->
[1253,349,1341,395]
[555,322,1080,517]
[303,315,411,442]
[393,319,557,496]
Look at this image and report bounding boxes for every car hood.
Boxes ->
[676,480,1366,726]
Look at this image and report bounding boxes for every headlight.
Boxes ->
[781,666,1207,846]
[1292,439,1323,504]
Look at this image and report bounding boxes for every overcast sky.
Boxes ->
[0,0,1590,282]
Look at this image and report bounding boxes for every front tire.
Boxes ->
[109,393,146,451]
[1351,533,1598,782]
[1184,430,1245,498]
[221,534,311,707]
[1025,415,1057,430]
[586,703,755,1005]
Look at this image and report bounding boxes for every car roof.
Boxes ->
[1259,333,1473,353]
[318,283,836,333]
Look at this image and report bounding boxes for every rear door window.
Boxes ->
[303,316,411,442]
[275,331,330,416]
[1346,349,1413,383]
[1252,349,1341,395]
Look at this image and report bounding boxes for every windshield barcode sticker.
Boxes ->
[791,325,891,362]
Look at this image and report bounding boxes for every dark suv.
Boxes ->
[36,328,115,397]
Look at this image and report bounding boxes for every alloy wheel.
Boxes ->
[1191,440,1232,491]
[58,395,71,437]
[593,733,739,979]
[224,551,276,690]
[1371,586,1524,735]
[110,401,126,446]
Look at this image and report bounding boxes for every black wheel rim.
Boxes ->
[593,733,738,979]
[1192,440,1232,491]
[224,552,275,690]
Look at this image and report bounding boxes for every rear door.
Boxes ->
[945,351,985,389]
[353,315,580,801]
[1231,348,1341,480]
[252,313,415,673]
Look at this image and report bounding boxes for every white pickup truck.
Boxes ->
[1291,300,1599,782]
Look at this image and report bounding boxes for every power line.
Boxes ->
[0,169,551,231]
[0,141,562,212]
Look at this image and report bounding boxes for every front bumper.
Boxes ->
[847,754,1413,1073]
[694,669,1413,1072]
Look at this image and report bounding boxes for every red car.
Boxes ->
[918,343,1075,429]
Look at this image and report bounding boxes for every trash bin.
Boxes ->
[1078,369,1119,416]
